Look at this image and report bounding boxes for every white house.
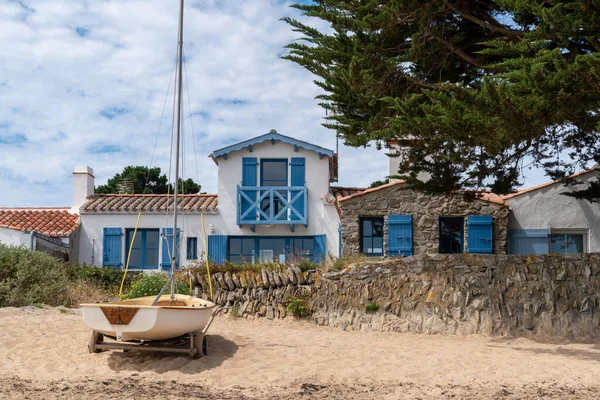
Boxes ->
[77,131,342,270]
[0,207,80,261]
[505,169,600,254]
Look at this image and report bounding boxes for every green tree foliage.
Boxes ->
[370,178,390,188]
[95,166,201,194]
[283,1,600,197]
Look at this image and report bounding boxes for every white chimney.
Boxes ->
[388,142,431,183]
[71,166,94,213]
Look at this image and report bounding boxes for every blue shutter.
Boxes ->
[208,235,228,264]
[161,228,181,270]
[290,157,305,221]
[388,215,413,256]
[313,234,326,263]
[102,228,122,268]
[240,158,258,222]
[510,229,549,255]
[467,216,493,254]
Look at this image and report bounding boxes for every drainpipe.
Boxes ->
[29,231,35,251]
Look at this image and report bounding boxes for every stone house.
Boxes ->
[337,181,509,257]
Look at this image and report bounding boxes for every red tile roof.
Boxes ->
[81,194,219,213]
[330,186,368,200]
[0,209,80,237]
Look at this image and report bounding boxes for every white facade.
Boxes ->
[0,227,32,248]
[507,170,600,253]
[77,133,341,270]
[215,140,340,255]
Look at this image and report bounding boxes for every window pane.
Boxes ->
[566,234,583,253]
[145,249,158,267]
[128,230,142,249]
[372,219,384,237]
[129,249,142,267]
[439,218,463,254]
[229,255,243,264]
[242,238,255,255]
[362,219,373,236]
[262,160,287,184]
[373,237,383,255]
[187,238,197,259]
[146,230,159,249]
[362,237,373,254]
[229,238,241,255]
[303,238,314,255]
[550,234,566,254]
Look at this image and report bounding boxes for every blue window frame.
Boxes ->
[550,233,584,254]
[439,217,464,254]
[125,229,159,269]
[187,237,198,260]
[227,236,316,264]
[360,217,384,256]
[260,159,288,221]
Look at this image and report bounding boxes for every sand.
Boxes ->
[0,306,599,399]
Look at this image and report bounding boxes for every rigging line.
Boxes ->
[166,48,179,230]
[143,55,178,195]
[183,49,201,185]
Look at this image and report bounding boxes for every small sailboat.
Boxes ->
[81,0,219,358]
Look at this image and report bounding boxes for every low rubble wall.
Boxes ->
[193,253,600,339]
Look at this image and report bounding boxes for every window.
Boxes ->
[228,237,255,264]
[360,217,384,256]
[125,229,159,269]
[261,159,288,220]
[550,232,585,254]
[439,217,464,254]
[227,236,317,264]
[187,237,198,260]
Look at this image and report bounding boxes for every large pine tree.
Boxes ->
[283,0,600,196]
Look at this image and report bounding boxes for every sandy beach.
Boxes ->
[0,306,599,399]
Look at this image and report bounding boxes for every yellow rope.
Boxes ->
[120,212,142,298]
[200,213,214,300]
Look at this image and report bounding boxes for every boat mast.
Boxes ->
[171,0,185,300]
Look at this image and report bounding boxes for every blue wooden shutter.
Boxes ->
[208,235,228,264]
[161,228,181,270]
[241,157,258,221]
[510,229,549,255]
[103,228,122,268]
[290,157,305,221]
[467,216,493,254]
[388,215,413,256]
[313,234,327,263]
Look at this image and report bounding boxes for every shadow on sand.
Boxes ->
[486,336,600,363]
[106,334,239,374]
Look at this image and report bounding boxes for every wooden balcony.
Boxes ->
[236,186,308,229]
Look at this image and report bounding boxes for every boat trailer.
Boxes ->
[88,306,230,359]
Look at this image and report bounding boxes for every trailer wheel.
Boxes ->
[88,331,104,353]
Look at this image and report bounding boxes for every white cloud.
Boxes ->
[0,0,548,207]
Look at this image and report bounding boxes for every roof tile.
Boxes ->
[81,194,219,213]
[0,210,80,238]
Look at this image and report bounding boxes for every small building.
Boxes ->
[505,169,600,254]
[0,208,80,261]
[337,181,509,256]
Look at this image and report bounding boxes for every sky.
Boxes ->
[0,0,552,207]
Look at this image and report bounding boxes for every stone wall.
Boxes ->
[194,253,600,340]
[338,186,509,256]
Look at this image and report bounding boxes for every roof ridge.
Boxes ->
[502,168,597,199]
[89,193,218,197]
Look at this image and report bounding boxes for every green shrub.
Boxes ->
[123,272,191,299]
[365,301,379,312]
[297,258,319,272]
[287,295,310,318]
[0,244,71,307]
[63,264,134,293]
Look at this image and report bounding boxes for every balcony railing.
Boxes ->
[236,185,308,226]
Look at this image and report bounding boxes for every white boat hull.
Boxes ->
[81,294,216,342]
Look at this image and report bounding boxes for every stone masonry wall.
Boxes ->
[194,254,600,340]
[339,186,509,256]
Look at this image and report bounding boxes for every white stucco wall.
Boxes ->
[215,140,340,258]
[0,227,32,248]
[78,212,221,269]
[508,171,600,252]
